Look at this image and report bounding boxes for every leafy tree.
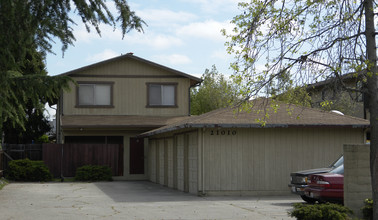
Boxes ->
[0,0,145,147]
[266,70,312,107]
[224,0,378,217]
[274,86,312,108]
[190,65,240,115]
[3,44,52,144]
[3,101,52,144]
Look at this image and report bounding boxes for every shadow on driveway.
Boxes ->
[0,181,300,219]
[94,181,204,203]
[94,181,300,206]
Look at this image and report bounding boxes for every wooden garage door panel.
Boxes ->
[176,135,185,191]
[149,140,156,183]
[188,132,198,194]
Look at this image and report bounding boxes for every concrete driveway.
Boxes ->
[0,181,301,219]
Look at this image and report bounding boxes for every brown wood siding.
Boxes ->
[43,143,123,177]
[129,138,145,174]
[203,127,364,193]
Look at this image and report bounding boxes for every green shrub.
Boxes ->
[7,159,52,182]
[289,203,353,220]
[361,198,373,220]
[75,165,113,182]
[37,134,49,143]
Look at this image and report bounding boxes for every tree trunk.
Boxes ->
[364,0,378,219]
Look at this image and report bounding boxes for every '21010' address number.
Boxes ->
[210,130,237,135]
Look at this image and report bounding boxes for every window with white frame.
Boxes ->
[147,83,177,107]
[77,82,113,107]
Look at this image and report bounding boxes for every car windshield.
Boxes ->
[329,155,343,168]
[330,165,344,174]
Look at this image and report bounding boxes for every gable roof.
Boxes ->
[57,53,202,86]
[306,72,364,90]
[140,99,369,137]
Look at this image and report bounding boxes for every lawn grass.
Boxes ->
[0,177,8,190]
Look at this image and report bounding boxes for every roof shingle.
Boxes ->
[140,99,369,137]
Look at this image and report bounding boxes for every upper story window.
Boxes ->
[146,83,177,107]
[76,82,114,107]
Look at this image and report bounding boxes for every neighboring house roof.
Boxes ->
[61,115,194,129]
[140,99,369,137]
[307,72,362,90]
[57,53,202,86]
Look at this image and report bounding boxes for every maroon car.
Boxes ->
[304,165,344,204]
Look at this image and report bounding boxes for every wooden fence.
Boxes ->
[1,144,43,176]
[1,144,123,178]
[2,144,42,160]
[43,144,123,178]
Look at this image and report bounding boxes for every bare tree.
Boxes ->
[224,0,378,217]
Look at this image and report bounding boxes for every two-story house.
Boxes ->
[56,53,201,180]
[55,55,369,196]
[307,74,367,119]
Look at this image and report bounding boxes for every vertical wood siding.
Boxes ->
[158,139,165,185]
[203,128,364,193]
[148,132,198,194]
[183,135,189,192]
[173,137,178,189]
[164,140,168,186]
[176,135,185,191]
[155,141,160,183]
[43,143,123,177]
[167,138,174,188]
[188,132,198,194]
[148,140,156,183]
[62,58,192,116]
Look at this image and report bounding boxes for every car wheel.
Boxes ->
[300,195,317,204]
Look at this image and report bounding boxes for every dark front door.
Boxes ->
[129,138,144,174]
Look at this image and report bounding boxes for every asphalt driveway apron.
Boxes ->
[0,181,300,219]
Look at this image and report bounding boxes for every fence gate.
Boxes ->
[43,144,123,178]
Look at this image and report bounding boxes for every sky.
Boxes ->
[45,0,244,79]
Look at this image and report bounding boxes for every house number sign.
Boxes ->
[210,130,237,136]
